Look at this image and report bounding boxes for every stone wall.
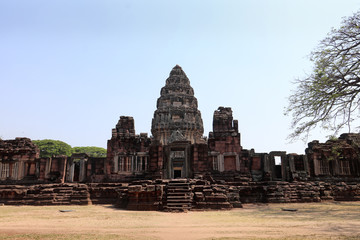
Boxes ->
[0,184,91,205]
[2,180,360,210]
[0,183,128,206]
[238,181,360,203]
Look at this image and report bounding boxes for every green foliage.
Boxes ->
[328,135,338,141]
[328,146,341,162]
[33,140,107,158]
[72,146,107,157]
[33,139,73,158]
[285,10,360,141]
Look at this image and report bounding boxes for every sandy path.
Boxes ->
[1,202,360,239]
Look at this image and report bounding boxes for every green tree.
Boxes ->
[286,11,360,140]
[72,146,107,157]
[33,139,73,158]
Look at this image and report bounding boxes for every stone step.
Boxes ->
[169,179,188,183]
[163,207,192,211]
[166,199,192,203]
[167,192,191,196]
[167,185,190,188]
[167,188,191,192]
[166,203,192,207]
[167,195,191,199]
[167,185,190,189]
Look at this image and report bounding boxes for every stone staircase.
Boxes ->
[164,179,193,211]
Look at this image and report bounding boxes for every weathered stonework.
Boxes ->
[306,133,360,178]
[106,116,151,182]
[0,138,39,181]
[151,65,204,145]
[2,65,360,211]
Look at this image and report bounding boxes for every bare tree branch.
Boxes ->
[285,10,360,141]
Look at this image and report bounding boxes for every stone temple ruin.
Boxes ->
[2,65,360,210]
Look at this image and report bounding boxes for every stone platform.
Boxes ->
[1,180,360,211]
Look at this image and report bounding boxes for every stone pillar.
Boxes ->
[114,156,118,173]
[68,163,74,182]
[219,154,224,172]
[303,155,310,177]
[145,156,148,171]
[288,155,295,172]
[18,161,24,180]
[79,159,86,182]
[235,153,240,171]
[45,158,51,179]
[313,155,319,176]
[60,157,67,183]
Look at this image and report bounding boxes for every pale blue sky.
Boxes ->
[1,0,359,153]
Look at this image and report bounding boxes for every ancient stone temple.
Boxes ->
[106,65,245,180]
[3,65,360,210]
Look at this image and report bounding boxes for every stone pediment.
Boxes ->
[168,130,187,144]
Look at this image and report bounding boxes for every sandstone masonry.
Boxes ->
[2,65,360,211]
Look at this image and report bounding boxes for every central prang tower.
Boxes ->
[151,65,204,145]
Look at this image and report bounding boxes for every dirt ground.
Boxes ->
[1,202,360,240]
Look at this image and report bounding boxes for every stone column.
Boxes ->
[219,154,224,172]
[235,153,240,171]
[113,156,118,173]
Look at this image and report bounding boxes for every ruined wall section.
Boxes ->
[191,143,210,177]
[0,138,40,181]
[306,134,360,179]
[208,107,243,174]
[107,116,151,182]
[40,156,67,183]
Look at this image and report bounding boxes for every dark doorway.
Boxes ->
[274,156,282,179]
[174,170,182,178]
[275,165,282,179]
[73,162,80,182]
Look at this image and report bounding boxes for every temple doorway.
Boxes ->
[173,168,182,178]
[165,143,191,179]
[169,149,187,179]
[73,161,80,182]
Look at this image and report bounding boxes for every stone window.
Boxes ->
[11,162,18,180]
[117,156,131,172]
[118,156,123,172]
[339,160,351,175]
[294,157,305,171]
[0,162,10,180]
[318,159,330,175]
[134,155,148,172]
[126,157,131,172]
[135,156,141,172]
[118,156,132,172]
[212,156,218,171]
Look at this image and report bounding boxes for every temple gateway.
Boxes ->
[2,65,360,210]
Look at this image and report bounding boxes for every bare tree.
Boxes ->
[286,10,360,141]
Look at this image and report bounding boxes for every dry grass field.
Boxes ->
[1,202,360,240]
